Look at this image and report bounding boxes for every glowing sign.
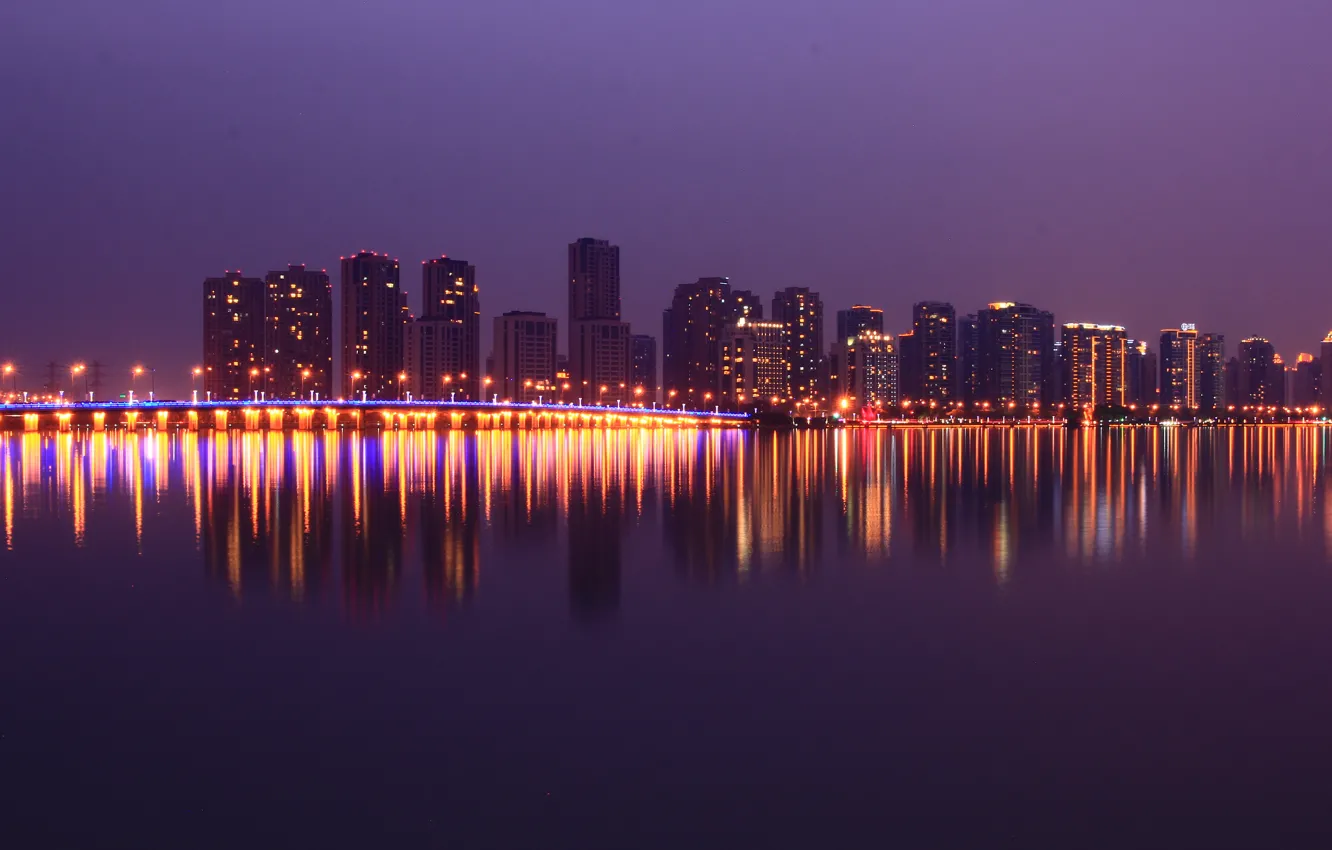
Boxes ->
[1180,323,1196,332]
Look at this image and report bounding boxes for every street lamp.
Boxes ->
[599,384,608,405]
[398,372,407,400]
[301,369,311,400]
[70,363,86,402]
[2,363,14,399]
[191,367,202,402]
[131,365,145,403]
[248,367,260,400]
[350,371,363,401]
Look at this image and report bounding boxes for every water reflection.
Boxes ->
[2,427,1330,616]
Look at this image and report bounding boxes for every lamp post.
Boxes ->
[248,368,259,401]
[191,367,202,403]
[301,369,311,400]
[131,365,145,403]
[2,363,14,400]
[71,363,86,402]
[350,371,363,401]
[397,372,407,401]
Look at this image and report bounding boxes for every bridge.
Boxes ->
[0,399,750,433]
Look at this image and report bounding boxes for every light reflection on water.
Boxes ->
[2,426,1329,613]
[6,426,1332,847]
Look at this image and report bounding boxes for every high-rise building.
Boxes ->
[958,315,980,405]
[1291,353,1321,407]
[341,251,407,399]
[662,277,738,404]
[1237,337,1280,407]
[415,256,480,399]
[568,237,620,324]
[1125,340,1157,406]
[830,330,897,411]
[771,287,825,406]
[1198,333,1226,415]
[719,318,786,411]
[203,271,265,399]
[567,238,629,397]
[1159,325,1200,409]
[572,320,631,403]
[1224,356,1240,409]
[897,330,920,402]
[910,301,957,403]
[974,302,1056,409]
[492,311,557,403]
[1060,323,1127,409]
[630,334,657,401]
[836,306,884,341]
[264,265,332,400]
[1322,332,1332,410]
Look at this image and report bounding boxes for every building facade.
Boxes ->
[1125,340,1158,406]
[341,251,407,399]
[836,305,884,341]
[263,265,332,400]
[830,330,898,411]
[567,238,628,396]
[771,287,825,407]
[974,302,1056,409]
[420,256,480,399]
[1060,323,1127,409]
[1322,332,1332,409]
[492,311,557,403]
[1237,336,1280,407]
[1198,332,1226,415]
[1158,325,1200,409]
[572,320,630,403]
[203,272,265,399]
[630,334,657,401]
[719,318,786,411]
[662,277,736,405]
[910,301,957,403]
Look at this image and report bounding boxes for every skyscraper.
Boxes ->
[1060,323,1127,409]
[662,277,735,404]
[719,318,786,411]
[1321,332,1332,410]
[830,331,897,411]
[492,311,557,403]
[974,302,1056,409]
[202,271,264,400]
[836,305,884,341]
[1237,337,1279,407]
[567,238,629,397]
[264,265,332,400]
[414,256,480,399]
[630,334,657,400]
[1292,353,1321,407]
[771,287,825,406]
[1159,325,1200,409]
[910,301,957,403]
[341,251,407,399]
[1125,340,1157,406]
[1198,333,1226,415]
[958,315,980,405]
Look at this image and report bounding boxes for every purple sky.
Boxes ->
[4,0,1331,395]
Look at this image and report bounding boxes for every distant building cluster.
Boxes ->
[197,239,1331,416]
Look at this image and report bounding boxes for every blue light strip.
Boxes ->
[0,398,750,420]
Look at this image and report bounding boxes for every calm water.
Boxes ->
[4,427,1332,848]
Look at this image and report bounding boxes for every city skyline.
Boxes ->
[5,237,1331,416]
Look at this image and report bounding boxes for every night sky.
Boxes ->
[5,0,1331,395]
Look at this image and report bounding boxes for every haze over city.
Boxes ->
[4,0,1331,390]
